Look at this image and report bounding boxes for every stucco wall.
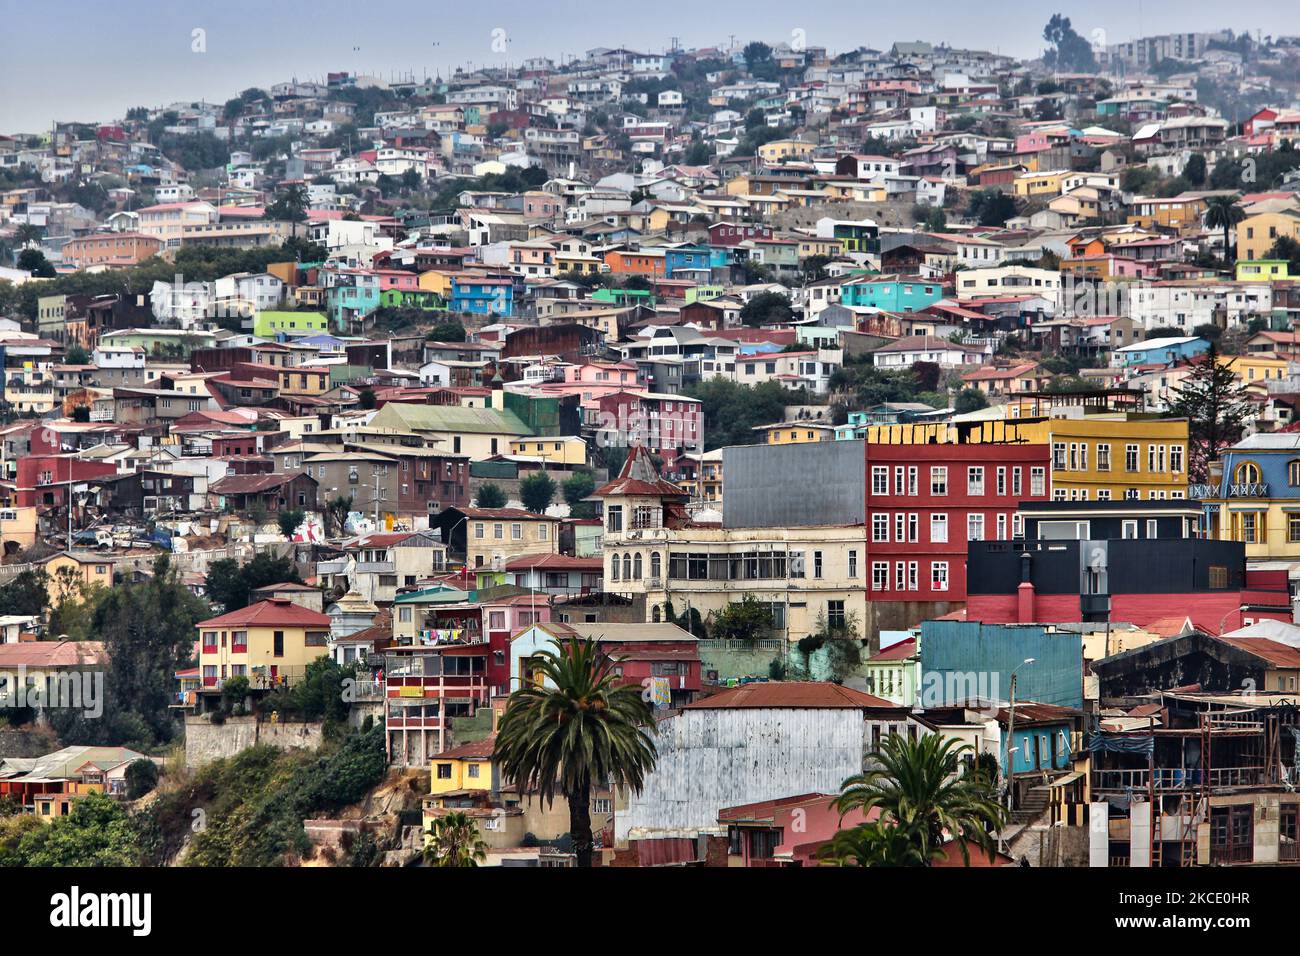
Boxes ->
[184,715,324,768]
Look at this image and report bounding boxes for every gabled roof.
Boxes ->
[199,597,330,629]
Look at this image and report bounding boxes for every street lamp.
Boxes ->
[1005,657,1036,813]
[1217,605,1248,636]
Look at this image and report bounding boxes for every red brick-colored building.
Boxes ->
[865,442,1051,605]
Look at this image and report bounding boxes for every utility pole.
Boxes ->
[1006,671,1018,813]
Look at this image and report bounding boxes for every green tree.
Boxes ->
[204,553,301,612]
[65,344,89,365]
[816,818,932,867]
[1042,14,1098,72]
[278,508,305,539]
[125,758,160,799]
[13,792,139,866]
[357,388,376,410]
[427,320,467,342]
[476,483,507,509]
[0,569,49,617]
[829,733,1007,866]
[1205,195,1244,263]
[424,811,489,867]
[494,637,657,867]
[519,472,556,514]
[1169,342,1252,481]
[325,494,354,538]
[739,290,793,327]
[561,468,595,512]
[266,183,309,238]
[708,595,774,642]
[954,388,989,415]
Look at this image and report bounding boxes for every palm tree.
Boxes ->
[423,811,488,867]
[830,732,1007,866]
[816,819,931,867]
[14,223,42,249]
[1204,195,1244,264]
[494,637,657,867]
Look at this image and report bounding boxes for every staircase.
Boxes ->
[1011,787,1050,826]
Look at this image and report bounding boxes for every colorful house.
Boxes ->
[450,276,513,316]
[1199,433,1300,560]
[252,310,329,339]
[840,275,944,312]
[196,598,332,697]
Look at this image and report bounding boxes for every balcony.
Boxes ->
[1091,766,1266,793]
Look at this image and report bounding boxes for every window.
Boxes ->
[1125,444,1139,472]
[1208,565,1228,589]
[1122,520,1138,539]
[1052,442,1066,470]
[930,513,948,543]
[1097,444,1111,471]
[606,505,623,532]
[895,561,906,590]
[967,467,984,496]
[872,561,888,590]
[511,523,523,540]
[813,551,823,579]
[967,513,985,541]
[930,467,947,495]
[848,550,858,578]
[872,466,888,495]
[1031,467,1046,497]
[996,467,1006,496]
[895,512,906,542]
[1236,462,1262,485]
[907,513,918,542]
[872,513,889,542]
[907,466,918,495]
[1170,445,1184,473]
[827,600,846,630]
[273,631,284,657]
[907,562,918,591]
[1289,514,1300,544]
[931,562,949,591]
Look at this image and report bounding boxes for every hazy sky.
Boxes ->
[2,0,1298,133]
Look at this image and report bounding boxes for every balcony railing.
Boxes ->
[1091,766,1266,793]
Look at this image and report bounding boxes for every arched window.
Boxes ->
[633,553,643,580]
[622,554,632,580]
[651,605,662,623]
[611,555,620,581]
[1236,461,1262,485]
[650,551,661,579]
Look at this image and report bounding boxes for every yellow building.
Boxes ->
[430,737,496,795]
[1237,209,1300,263]
[1013,170,1069,198]
[753,422,838,445]
[758,139,816,164]
[39,551,114,605]
[1236,260,1292,281]
[1126,194,1209,235]
[196,597,332,690]
[418,270,455,297]
[1225,354,1289,387]
[866,414,1190,500]
[508,435,587,464]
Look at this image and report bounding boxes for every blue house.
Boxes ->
[999,704,1076,775]
[840,276,944,313]
[1112,335,1208,368]
[450,276,513,316]
[664,245,713,278]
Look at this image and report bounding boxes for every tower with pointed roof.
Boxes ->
[596,445,690,599]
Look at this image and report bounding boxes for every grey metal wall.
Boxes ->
[723,440,865,529]
[618,707,866,841]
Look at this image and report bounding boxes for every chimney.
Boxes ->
[1016,550,1035,624]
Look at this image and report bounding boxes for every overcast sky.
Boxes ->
[2,0,1298,133]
